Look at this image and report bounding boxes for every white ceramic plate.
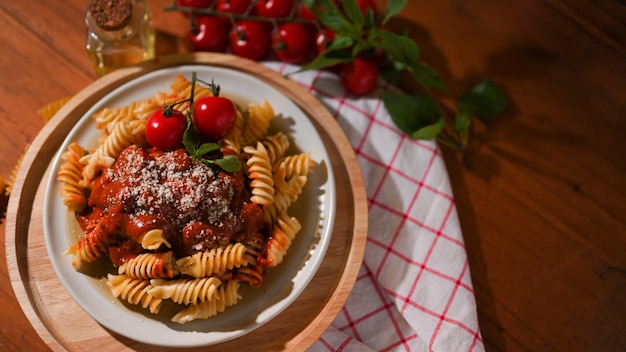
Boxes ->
[43,65,336,347]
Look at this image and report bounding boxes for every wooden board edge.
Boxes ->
[5,53,368,351]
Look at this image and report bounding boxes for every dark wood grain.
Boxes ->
[1,0,625,351]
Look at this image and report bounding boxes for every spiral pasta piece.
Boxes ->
[107,274,162,314]
[171,280,241,324]
[176,243,248,278]
[93,102,139,133]
[262,132,290,166]
[64,218,110,269]
[279,152,315,179]
[153,90,179,108]
[37,95,72,122]
[57,142,88,212]
[133,98,161,120]
[138,229,172,250]
[263,153,314,223]
[244,142,275,206]
[233,232,266,288]
[149,277,222,305]
[243,100,274,146]
[118,251,177,279]
[268,177,308,221]
[234,264,265,288]
[266,211,302,267]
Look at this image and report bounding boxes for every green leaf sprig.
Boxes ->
[300,0,509,166]
[180,72,242,173]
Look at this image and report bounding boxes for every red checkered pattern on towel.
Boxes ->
[263,62,484,352]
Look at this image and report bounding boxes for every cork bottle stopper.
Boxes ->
[89,0,133,31]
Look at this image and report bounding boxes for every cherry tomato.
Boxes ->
[216,0,252,15]
[340,57,379,96]
[187,15,229,52]
[315,28,335,55]
[272,22,314,63]
[145,108,187,151]
[215,0,252,27]
[193,96,236,141]
[298,3,317,20]
[256,0,294,18]
[229,20,272,60]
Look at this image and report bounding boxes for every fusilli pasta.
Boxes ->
[118,251,177,279]
[171,280,241,324]
[149,277,222,305]
[59,73,315,323]
[107,274,162,314]
[176,243,248,278]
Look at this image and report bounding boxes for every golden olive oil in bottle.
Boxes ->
[85,0,155,76]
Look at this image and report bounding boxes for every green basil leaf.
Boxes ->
[383,0,408,24]
[457,80,508,119]
[364,7,376,28]
[205,155,242,173]
[307,0,348,30]
[382,91,442,140]
[328,35,354,50]
[351,41,371,57]
[296,49,354,72]
[412,117,444,140]
[409,61,447,91]
[195,142,221,156]
[182,116,199,156]
[373,29,420,65]
[379,65,401,85]
[342,0,364,27]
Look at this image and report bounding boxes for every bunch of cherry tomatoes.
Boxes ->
[176,0,381,96]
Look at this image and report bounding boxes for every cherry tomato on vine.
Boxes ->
[272,22,314,64]
[229,20,272,60]
[214,0,252,26]
[215,0,252,15]
[187,15,229,52]
[315,28,335,55]
[340,57,379,96]
[145,108,187,151]
[256,0,294,18]
[298,3,317,20]
[193,96,237,141]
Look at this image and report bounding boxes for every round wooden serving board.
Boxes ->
[5,53,368,351]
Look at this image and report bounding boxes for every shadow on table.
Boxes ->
[0,186,8,223]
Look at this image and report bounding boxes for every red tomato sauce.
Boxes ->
[76,145,265,266]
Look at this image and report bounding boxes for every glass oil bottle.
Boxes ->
[85,0,155,76]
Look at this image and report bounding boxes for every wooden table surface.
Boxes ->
[1,0,624,351]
